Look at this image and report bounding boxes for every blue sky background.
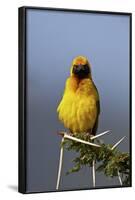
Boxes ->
[26,9,130,192]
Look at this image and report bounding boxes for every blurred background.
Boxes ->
[26,8,130,192]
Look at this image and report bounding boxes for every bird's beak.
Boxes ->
[72,64,90,78]
[73,64,83,74]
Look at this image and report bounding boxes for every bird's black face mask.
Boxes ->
[73,64,90,79]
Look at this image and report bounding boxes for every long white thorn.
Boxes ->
[56,137,64,190]
[118,170,123,186]
[91,130,111,140]
[92,160,96,187]
[111,136,126,150]
[64,134,101,148]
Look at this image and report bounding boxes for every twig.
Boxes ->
[64,134,101,148]
[111,136,126,186]
[92,160,96,187]
[118,170,123,186]
[111,136,126,150]
[56,137,64,190]
[57,131,127,188]
[91,130,111,140]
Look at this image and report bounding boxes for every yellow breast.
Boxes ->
[57,77,99,133]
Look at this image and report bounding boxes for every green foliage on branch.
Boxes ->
[61,133,131,186]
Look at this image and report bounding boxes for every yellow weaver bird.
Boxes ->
[57,56,100,136]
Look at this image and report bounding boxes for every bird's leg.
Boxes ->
[87,129,95,139]
[69,129,73,136]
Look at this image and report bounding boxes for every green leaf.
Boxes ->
[62,132,130,185]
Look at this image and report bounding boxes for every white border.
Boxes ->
[0,0,134,199]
